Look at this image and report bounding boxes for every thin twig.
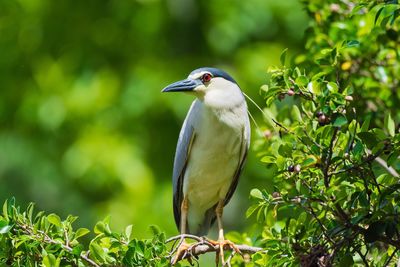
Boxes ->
[180,243,263,259]
[384,248,398,267]
[330,149,384,176]
[371,152,400,178]
[307,204,335,244]
[346,108,357,154]
[323,127,339,187]
[224,251,236,267]
[166,234,203,243]
[356,247,370,267]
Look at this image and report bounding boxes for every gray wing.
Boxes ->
[172,100,199,230]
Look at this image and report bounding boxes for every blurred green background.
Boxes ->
[0,0,308,238]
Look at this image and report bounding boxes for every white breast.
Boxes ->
[183,100,247,231]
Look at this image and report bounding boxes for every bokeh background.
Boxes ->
[0,0,308,238]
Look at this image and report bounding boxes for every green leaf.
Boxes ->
[2,199,8,221]
[339,254,354,267]
[280,48,288,66]
[352,140,364,158]
[94,221,111,235]
[372,128,387,140]
[357,132,377,148]
[291,105,303,122]
[327,82,338,92]
[302,156,317,167]
[387,151,399,167]
[295,75,308,87]
[278,143,292,157]
[250,189,263,200]
[149,225,160,235]
[344,40,360,48]
[295,179,301,192]
[260,155,276,164]
[0,224,12,234]
[384,113,395,136]
[90,242,106,262]
[43,254,57,267]
[125,224,133,240]
[47,213,61,227]
[75,228,90,239]
[246,204,260,218]
[333,114,347,127]
[360,115,371,132]
[72,244,84,257]
[375,6,385,25]
[27,202,35,223]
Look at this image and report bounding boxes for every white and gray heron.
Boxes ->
[162,67,250,264]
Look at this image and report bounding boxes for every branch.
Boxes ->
[367,149,400,178]
[166,235,264,265]
[323,127,339,187]
[181,243,263,259]
[331,149,384,176]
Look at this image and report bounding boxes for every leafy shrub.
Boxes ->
[0,198,168,266]
[249,0,400,266]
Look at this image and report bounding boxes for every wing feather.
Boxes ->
[172,101,200,230]
[223,115,251,205]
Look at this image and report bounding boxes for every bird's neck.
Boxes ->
[199,98,248,130]
[200,88,245,110]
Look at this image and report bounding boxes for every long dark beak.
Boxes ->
[162,79,202,92]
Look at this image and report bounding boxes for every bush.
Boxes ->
[249,0,400,266]
[0,198,168,266]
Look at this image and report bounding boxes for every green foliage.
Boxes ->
[250,0,400,266]
[0,198,169,266]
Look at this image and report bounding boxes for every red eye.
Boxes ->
[201,73,212,83]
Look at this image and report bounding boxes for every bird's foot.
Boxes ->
[171,239,193,265]
[207,238,243,266]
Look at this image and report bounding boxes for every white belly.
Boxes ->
[183,107,243,230]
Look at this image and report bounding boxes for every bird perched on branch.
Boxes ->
[162,67,250,265]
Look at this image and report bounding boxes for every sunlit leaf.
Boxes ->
[250,189,263,200]
[280,48,288,66]
[47,214,61,227]
[384,113,395,136]
[75,228,90,239]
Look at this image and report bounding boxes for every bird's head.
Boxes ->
[162,67,242,105]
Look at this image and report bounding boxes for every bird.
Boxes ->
[162,67,250,265]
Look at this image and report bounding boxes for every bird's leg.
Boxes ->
[216,200,226,266]
[172,196,190,265]
[213,200,242,266]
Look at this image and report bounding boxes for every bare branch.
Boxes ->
[181,243,263,259]
[323,127,339,187]
[370,151,400,178]
[167,235,264,265]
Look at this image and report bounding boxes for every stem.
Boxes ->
[323,127,339,187]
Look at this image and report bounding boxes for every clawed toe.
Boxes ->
[206,238,243,266]
[171,240,191,265]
